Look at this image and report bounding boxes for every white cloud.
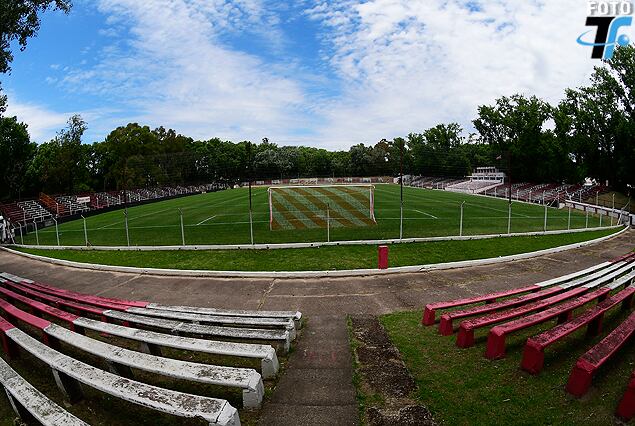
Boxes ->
[4,98,69,143]
[45,0,631,149]
[304,0,617,147]
[60,0,308,143]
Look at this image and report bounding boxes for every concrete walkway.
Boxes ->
[0,229,633,425]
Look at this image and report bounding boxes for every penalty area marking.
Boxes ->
[414,209,438,219]
[196,215,217,226]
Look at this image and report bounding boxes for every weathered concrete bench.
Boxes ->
[422,260,614,325]
[0,298,264,408]
[455,262,635,348]
[0,283,279,378]
[6,278,297,339]
[485,270,635,360]
[0,316,241,425]
[440,259,634,335]
[0,279,291,353]
[0,356,88,426]
[521,282,635,374]
[566,309,635,397]
[0,273,302,327]
[107,310,291,353]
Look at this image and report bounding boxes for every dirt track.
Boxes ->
[0,229,633,425]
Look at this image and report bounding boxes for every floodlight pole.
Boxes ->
[124,208,130,246]
[179,208,185,246]
[399,140,404,240]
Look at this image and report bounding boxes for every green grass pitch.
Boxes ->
[22,184,608,247]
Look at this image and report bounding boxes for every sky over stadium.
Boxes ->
[2,0,629,148]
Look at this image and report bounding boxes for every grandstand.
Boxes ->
[0,183,228,227]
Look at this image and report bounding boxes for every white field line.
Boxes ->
[196,215,217,226]
[97,208,172,230]
[413,209,438,219]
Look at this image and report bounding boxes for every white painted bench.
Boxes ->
[106,310,291,353]
[73,316,280,378]
[126,307,297,340]
[2,322,241,425]
[148,303,302,327]
[46,323,264,408]
[0,357,88,426]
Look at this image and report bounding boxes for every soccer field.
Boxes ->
[22,185,609,247]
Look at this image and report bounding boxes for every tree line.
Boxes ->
[0,1,633,201]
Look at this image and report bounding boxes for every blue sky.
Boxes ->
[2,1,630,148]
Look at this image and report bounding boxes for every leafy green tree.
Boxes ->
[0,0,71,74]
[0,115,35,199]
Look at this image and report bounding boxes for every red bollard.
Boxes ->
[378,245,389,269]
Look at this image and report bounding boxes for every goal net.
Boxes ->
[268,184,376,230]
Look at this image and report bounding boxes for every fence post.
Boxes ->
[179,208,185,246]
[611,193,615,226]
[124,209,130,247]
[567,207,571,231]
[508,203,512,235]
[54,217,60,246]
[327,204,330,243]
[459,201,465,237]
[18,224,23,245]
[33,221,39,246]
[600,211,603,227]
[585,210,589,228]
[82,215,88,246]
[543,204,548,232]
[596,191,599,206]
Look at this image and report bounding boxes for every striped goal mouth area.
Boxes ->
[268,185,376,230]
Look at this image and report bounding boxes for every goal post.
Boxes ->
[268,184,376,230]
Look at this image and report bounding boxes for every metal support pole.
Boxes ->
[327,204,330,243]
[567,207,571,231]
[399,140,404,240]
[600,212,602,227]
[508,203,512,235]
[585,210,589,228]
[18,224,23,245]
[54,218,60,246]
[596,191,599,206]
[124,209,130,246]
[611,193,615,226]
[179,208,185,246]
[82,215,88,246]
[459,201,465,237]
[33,221,39,246]
[543,204,548,232]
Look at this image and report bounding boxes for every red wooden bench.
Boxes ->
[616,369,635,421]
[456,285,596,348]
[521,285,635,374]
[422,258,631,326]
[566,309,635,397]
[439,260,633,335]
[484,287,611,359]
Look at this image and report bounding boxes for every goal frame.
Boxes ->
[268,184,376,230]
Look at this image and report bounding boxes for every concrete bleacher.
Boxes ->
[55,195,90,215]
[0,271,303,425]
[15,200,52,223]
[421,253,635,420]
